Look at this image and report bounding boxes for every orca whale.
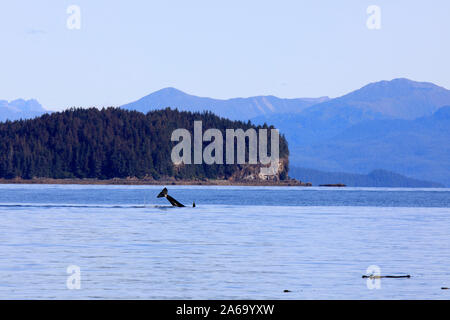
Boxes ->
[157,188,195,207]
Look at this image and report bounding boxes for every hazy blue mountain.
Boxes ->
[291,106,450,186]
[305,78,450,120]
[0,99,48,122]
[121,87,329,121]
[289,167,444,188]
[252,78,450,146]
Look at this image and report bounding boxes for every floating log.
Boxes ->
[362,275,411,279]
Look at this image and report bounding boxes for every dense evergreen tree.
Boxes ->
[0,108,289,180]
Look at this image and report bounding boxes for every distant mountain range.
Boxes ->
[0,99,48,122]
[2,78,449,186]
[121,87,329,120]
[304,78,450,120]
[251,78,450,145]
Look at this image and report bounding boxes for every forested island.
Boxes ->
[0,108,298,185]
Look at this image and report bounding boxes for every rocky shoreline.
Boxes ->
[0,177,312,187]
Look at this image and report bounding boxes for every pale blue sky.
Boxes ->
[0,0,449,110]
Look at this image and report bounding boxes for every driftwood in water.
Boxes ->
[362,275,411,279]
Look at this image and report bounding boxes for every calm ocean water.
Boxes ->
[0,184,449,299]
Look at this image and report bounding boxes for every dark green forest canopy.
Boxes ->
[0,107,289,180]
